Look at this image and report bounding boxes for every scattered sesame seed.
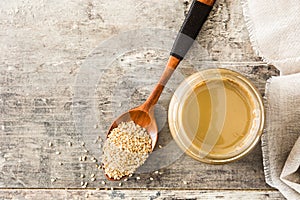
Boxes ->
[91,174,95,178]
[159,172,163,175]
[90,157,97,162]
[81,142,85,146]
[82,182,88,188]
[94,140,98,144]
[84,149,89,153]
[149,177,154,181]
[101,181,106,185]
[158,145,162,149]
[154,171,159,174]
[98,165,102,170]
[123,178,128,182]
[79,156,82,161]
[183,181,187,185]
[82,156,87,161]
[68,142,72,147]
[129,174,133,177]
[55,151,60,155]
[91,178,96,182]
[48,142,53,147]
[85,193,89,198]
[80,181,84,186]
[51,178,56,183]
[94,124,98,129]
[136,177,140,180]
[80,174,85,178]
[58,162,63,165]
[118,182,122,186]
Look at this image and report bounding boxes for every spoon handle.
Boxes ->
[171,0,215,60]
[142,0,215,111]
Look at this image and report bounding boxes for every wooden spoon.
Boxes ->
[105,0,216,180]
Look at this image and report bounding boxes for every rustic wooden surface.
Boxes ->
[0,0,284,199]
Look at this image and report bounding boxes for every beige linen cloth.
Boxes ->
[242,0,300,199]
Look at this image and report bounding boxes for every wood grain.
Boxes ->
[0,0,282,199]
[0,189,284,199]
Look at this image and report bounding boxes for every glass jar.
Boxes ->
[168,68,264,164]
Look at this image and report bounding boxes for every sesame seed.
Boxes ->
[51,178,56,183]
[158,145,162,149]
[183,181,187,185]
[91,178,96,182]
[82,156,87,161]
[118,182,122,186]
[48,142,53,147]
[82,182,88,188]
[68,142,72,147]
[91,174,95,178]
[83,149,89,153]
[102,121,152,180]
[154,171,159,174]
[101,181,106,185]
[79,156,82,161]
[129,174,133,177]
[94,124,98,129]
[80,181,84,186]
[55,151,60,155]
[80,174,85,178]
[123,178,128,182]
[81,142,85,146]
[136,177,140,180]
[149,177,154,181]
[58,162,63,165]
[90,157,97,162]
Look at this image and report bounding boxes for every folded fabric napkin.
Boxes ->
[242,0,300,199]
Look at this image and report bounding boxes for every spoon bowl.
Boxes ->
[107,104,158,150]
[105,104,158,181]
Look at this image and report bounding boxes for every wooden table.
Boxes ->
[0,0,284,199]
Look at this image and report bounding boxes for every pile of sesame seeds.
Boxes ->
[102,121,152,180]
